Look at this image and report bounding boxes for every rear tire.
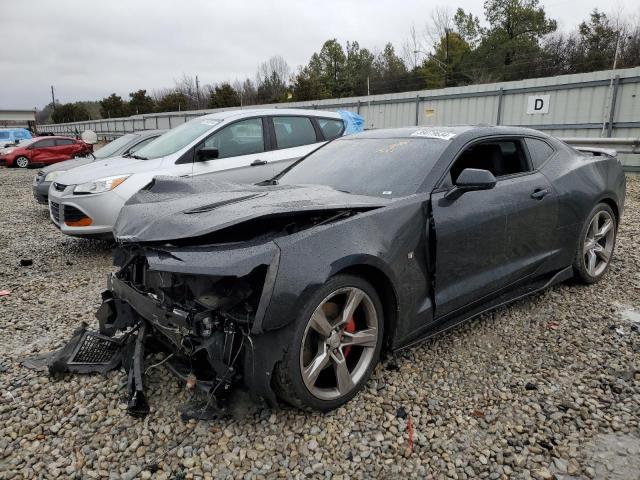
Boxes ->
[572,203,617,284]
[275,274,384,411]
[14,156,30,168]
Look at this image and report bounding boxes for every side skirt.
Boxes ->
[394,265,574,352]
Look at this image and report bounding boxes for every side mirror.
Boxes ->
[445,168,496,199]
[196,147,219,162]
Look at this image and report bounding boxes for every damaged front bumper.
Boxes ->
[39,242,286,418]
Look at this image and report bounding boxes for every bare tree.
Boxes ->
[256,55,290,102]
[401,25,427,70]
[426,7,454,45]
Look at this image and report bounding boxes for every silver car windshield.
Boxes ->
[94,134,137,159]
[133,118,222,159]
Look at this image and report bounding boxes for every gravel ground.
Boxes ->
[1,168,639,480]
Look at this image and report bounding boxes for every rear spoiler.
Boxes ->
[573,146,617,158]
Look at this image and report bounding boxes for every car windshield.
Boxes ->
[16,138,37,147]
[94,134,137,159]
[133,118,221,159]
[278,137,448,198]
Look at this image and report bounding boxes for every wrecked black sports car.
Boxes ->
[48,126,625,416]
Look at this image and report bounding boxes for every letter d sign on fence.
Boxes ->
[526,95,550,114]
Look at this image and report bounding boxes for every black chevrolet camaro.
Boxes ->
[51,126,626,415]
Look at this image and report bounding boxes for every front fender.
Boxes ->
[260,197,430,338]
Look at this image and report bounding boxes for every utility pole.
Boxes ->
[601,32,622,137]
[51,86,56,109]
[444,29,450,88]
[195,75,200,109]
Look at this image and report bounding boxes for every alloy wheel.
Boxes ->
[583,210,615,277]
[300,286,379,401]
[15,156,29,168]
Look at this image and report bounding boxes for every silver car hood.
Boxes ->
[54,156,155,185]
[40,157,93,174]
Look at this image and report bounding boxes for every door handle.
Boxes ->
[251,159,267,166]
[531,188,550,200]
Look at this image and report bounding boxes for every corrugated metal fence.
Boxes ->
[40,67,640,168]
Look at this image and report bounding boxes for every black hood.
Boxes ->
[114,176,390,243]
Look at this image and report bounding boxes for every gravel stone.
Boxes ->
[1,169,639,478]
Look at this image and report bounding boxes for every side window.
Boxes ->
[273,116,317,149]
[35,139,56,148]
[203,118,264,159]
[128,136,156,154]
[450,139,531,183]
[525,138,554,169]
[55,138,74,146]
[317,118,344,140]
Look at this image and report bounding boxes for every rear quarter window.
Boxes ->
[317,118,344,140]
[525,138,555,169]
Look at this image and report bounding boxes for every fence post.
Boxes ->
[607,75,620,138]
[496,88,504,125]
[356,100,361,115]
[415,95,420,126]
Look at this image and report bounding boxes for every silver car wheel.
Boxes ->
[15,156,29,168]
[300,286,379,401]
[583,210,615,277]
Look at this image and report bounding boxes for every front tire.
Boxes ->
[275,274,384,411]
[573,203,617,284]
[14,156,30,168]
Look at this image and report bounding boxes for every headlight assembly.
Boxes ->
[74,175,130,194]
[44,171,62,182]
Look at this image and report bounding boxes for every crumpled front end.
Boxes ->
[100,241,281,417]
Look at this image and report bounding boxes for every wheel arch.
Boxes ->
[598,196,620,227]
[334,263,399,351]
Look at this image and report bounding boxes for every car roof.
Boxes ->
[342,125,552,140]
[31,135,74,140]
[199,108,342,122]
[135,129,167,137]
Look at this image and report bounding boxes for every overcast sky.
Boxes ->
[1,0,637,110]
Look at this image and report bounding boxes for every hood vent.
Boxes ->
[183,192,268,214]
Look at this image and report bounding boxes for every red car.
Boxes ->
[0,136,93,168]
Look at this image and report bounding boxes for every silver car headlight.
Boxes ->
[44,171,63,182]
[1,147,15,154]
[74,175,130,194]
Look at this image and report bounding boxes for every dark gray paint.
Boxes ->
[96,126,626,405]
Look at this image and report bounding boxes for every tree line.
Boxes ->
[40,1,640,124]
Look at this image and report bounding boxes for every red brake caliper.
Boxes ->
[343,316,356,358]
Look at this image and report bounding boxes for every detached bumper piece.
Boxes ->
[24,322,153,418]
[30,274,251,420]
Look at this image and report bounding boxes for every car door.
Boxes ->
[254,115,328,179]
[431,137,558,318]
[178,117,274,180]
[54,138,76,161]
[29,138,57,164]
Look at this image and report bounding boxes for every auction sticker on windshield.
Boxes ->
[410,129,457,140]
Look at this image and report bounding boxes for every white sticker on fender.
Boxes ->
[410,129,456,140]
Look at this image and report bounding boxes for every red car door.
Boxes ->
[29,138,57,164]
[54,138,77,161]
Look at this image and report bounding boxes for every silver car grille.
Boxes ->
[50,202,61,224]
